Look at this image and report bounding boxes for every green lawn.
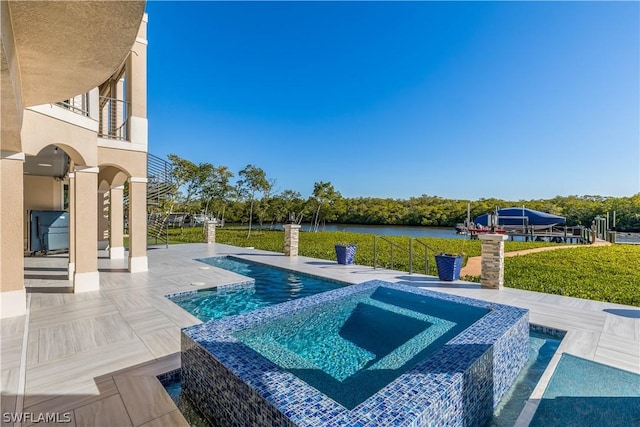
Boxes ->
[156,227,639,307]
[500,245,640,306]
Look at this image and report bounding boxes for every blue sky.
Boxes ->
[146,1,639,200]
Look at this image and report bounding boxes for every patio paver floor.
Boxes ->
[1,243,638,426]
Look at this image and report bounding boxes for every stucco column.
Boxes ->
[0,152,26,318]
[284,224,301,257]
[97,189,109,250]
[128,177,148,273]
[109,185,125,259]
[68,172,75,279]
[479,233,508,289]
[206,219,217,244]
[73,167,100,292]
[126,16,148,146]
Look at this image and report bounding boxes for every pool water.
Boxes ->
[235,286,488,409]
[163,380,209,427]
[529,353,640,427]
[488,331,562,426]
[170,257,344,321]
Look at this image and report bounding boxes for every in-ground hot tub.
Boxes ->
[181,280,529,426]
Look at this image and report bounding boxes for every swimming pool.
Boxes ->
[182,280,530,426]
[169,257,345,321]
[530,353,640,427]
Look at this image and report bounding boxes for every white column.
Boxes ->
[128,177,148,273]
[0,151,26,318]
[97,189,109,250]
[109,185,125,259]
[68,172,75,279]
[73,167,100,292]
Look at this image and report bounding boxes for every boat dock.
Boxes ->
[468,226,592,244]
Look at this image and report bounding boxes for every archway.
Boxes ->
[23,144,77,293]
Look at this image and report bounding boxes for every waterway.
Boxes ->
[299,223,465,239]
[227,223,466,239]
[228,223,640,244]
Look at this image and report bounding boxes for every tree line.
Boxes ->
[152,155,640,232]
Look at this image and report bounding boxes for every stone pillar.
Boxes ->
[206,219,217,244]
[109,185,125,259]
[0,152,26,318]
[73,167,100,293]
[284,224,301,257]
[479,233,508,289]
[128,177,148,273]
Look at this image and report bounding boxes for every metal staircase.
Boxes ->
[146,153,174,247]
[123,153,174,248]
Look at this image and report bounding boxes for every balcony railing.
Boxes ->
[56,93,89,116]
[99,96,129,141]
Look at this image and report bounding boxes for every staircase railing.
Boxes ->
[373,236,440,275]
[147,212,169,247]
[146,153,174,248]
[373,236,411,272]
[124,153,174,248]
[147,153,174,207]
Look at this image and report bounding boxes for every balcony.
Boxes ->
[99,96,129,141]
[56,93,90,117]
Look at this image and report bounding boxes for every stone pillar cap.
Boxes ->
[479,233,509,241]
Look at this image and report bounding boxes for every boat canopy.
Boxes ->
[473,207,566,227]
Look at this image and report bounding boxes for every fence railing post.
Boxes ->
[425,244,429,275]
[409,239,413,275]
[373,236,377,269]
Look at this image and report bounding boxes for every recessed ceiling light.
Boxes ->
[37,163,52,167]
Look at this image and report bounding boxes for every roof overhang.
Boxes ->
[5,0,145,107]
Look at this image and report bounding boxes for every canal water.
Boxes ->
[299,223,465,239]
[242,223,466,239]
[242,223,640,243]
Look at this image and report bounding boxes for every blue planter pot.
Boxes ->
[335,244,356,265]
[435,254,463,281]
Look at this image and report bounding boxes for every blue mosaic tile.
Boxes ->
[530,323,567,338]
[156,369,181,386]
[164,279,256,300]
[181,280,529,426]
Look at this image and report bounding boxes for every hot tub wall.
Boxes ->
[182,336,296,427]
[492,311,531,406]
[409,310,530,426]
[181,313,528,427]
[180,281,530,426]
